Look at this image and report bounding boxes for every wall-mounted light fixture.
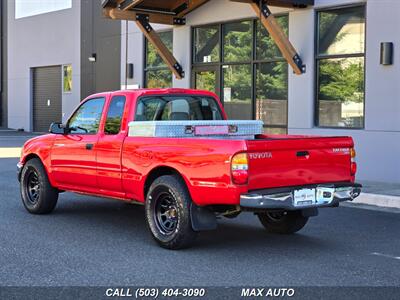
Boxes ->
[127,63,134,79]
[380,42,393,65]
[88,53,97,62]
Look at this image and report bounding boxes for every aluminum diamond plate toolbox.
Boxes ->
[128,120,264,138]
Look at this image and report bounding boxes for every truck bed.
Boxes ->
[127,120,354,194]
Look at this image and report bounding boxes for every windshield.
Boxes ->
[135,95,223,121]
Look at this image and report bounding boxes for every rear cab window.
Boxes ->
[135,95,223,121]
[104,96,126,135]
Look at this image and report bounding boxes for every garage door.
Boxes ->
[33,66,62,132]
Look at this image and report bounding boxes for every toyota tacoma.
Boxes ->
[18,88,361,249]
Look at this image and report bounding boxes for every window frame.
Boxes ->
[193,24,221,64]
[67,97,106,135]
[314,4,366,130]
[143,30,173,88]
[104,96,127,135]
[191,15,289,133]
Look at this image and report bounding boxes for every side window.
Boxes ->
[105,96,126,135]
[68,98,105,134]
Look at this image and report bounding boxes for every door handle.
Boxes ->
[86,143,94,150]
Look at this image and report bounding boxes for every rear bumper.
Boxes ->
[240,183,362,211]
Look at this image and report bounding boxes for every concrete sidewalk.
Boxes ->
[361,181,400,196]
[351,181,400,210]
[0,129,39,137]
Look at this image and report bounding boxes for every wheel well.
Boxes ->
[22,154,60,190]
[24,154,41,164]
[22,154,47,175]
[144,166,185,198]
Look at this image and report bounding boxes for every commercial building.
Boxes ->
[3,0,400,184]
[4,0,121,132]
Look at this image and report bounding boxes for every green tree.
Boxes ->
[319,58,364,103]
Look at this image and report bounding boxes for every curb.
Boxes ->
[350,193,400,209]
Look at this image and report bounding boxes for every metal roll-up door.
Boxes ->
[33,66,62,132]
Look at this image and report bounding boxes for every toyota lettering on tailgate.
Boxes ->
[249,152,273,159]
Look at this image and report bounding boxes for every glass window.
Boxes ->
[105,96,126,135]
[194,25,220,63]
[318,7,365,56]
[146,31,173,68]
[195,70,218,94]
[63,65,72,93]
[317,57,364,128]
[264,127,287,135]
[192,16,289,133]
[256,16,288,60]
[222,64,252,120]
[223,21,252,63]
[256,62,288,127]
[145,69,173,89]
[15,0,72,19]
[135,96,223,121]
[144,31,173,88]
[316,6,365,128]
[68,98,105,134]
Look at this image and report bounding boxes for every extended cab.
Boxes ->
[18,89,361,249]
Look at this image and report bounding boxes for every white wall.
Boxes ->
[122,0,400,183]
[121,22,171,89]
[289,0,400,183]
[7,0,81,131]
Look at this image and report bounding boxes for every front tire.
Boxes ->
[257,210,308,234]
[20,158,59,214]
[145,175,197,250]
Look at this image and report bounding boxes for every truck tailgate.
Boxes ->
[246,136,354,190]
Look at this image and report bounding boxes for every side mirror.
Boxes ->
[49,122,67,134]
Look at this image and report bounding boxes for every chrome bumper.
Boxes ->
[240,183,362,210]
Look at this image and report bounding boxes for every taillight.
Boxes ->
[231,153,248,185]
[350,148,356,160]
[350,148,357,175]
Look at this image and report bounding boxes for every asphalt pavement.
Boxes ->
[0,136,399,288]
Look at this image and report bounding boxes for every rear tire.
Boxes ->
[257,210,308,234]
[20,158,59,214]
[145,175,197,250]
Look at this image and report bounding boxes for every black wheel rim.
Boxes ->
[26,169,40,205]
[266,211,287,222]
[154,191,179,235]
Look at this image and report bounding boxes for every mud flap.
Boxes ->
[190,204,217,231]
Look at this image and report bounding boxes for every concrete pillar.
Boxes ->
[173,26,192,89]
[287,8,315,131]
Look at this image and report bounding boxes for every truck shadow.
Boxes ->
[51,193,341,253]
[53,194,150,240]
[196,222,335,252]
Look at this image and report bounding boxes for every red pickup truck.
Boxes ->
[18,88,361,249]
